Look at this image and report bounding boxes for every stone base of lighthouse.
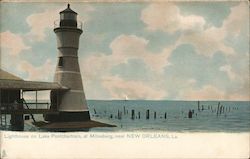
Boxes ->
[44,111,90,122]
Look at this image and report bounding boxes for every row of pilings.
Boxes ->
[110,109,167,120]
[92,101,239,120]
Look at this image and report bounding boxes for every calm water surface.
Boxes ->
[1,100,249,132]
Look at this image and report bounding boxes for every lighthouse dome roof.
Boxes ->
[60,4,77,14]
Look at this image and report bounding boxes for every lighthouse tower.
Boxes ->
[48,4,90,122]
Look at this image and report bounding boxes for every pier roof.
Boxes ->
[0,69,23,81]
[0,69,68,91]
[0,80,68,91]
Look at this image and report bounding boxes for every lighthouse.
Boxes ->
[45,4,90,122]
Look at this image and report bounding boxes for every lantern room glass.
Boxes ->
[60,13,76,21]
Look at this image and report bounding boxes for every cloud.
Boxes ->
[228,92,249,101]
[176,2,248,57]
[2,3,247,101]
[26,8,61,41]
[110,34,172,72]
[177,27,235,57]
[219,64,236,80]
[80,53,113,80]
[25,5,94,42]
[178,80,249,101]
[222,2,249,36]
[0,31,30,56]
[102,76,167,100]
[141,3,205,33]
[179,85,226,100]
[17,59,55,81]
[81,34,172,78]
[80,34,172,99]
[141,2,248,57]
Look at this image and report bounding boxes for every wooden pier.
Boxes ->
[1,109,58,115]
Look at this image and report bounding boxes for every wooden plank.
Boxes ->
[36,120,116,129]
[0,109,58,115]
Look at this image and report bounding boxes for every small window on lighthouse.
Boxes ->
[58,57,63,67]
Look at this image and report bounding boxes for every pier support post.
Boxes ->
[10,100,24,131]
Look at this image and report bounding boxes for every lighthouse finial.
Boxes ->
[67,3,70,8]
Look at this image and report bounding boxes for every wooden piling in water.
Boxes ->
[118,110,122,120]
[123,106,126,115]
[154,112,156,119]
[188,110,193,118]
[131,109,135,120]
[219,105,223,114]
[217,102,220,116]
[164,112,167,119]
[146,109,150,119]
[138,112,140,119]
[198,101,200,111]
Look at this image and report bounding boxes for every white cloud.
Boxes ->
[177,27,235,57]
[102,76,167,100]
[141,2,249,57]
[179,85,226,100]
[228,92,249,101]
[81,34,172,79]
[176,1,249,57]
[80,34,172,99]
[219,64,237,80]
[110,34,149,58]
[178,81,250,101]
[141,3,205,33]
[187,78,196,85]
[222,2,249,36]
[26,8,61,41]
[17,59,55,81]
[0,31,30,56]
[26,5,95,42]
[110,34,172,72]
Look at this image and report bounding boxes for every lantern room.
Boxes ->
[59,4,77,27]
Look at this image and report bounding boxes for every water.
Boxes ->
[1,100,249,132]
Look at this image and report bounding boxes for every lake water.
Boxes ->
[1,100,249,132]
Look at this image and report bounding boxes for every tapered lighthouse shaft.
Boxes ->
[48,4,90,121]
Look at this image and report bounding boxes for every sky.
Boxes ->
[0,1,249,100]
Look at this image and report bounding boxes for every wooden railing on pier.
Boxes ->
[1,109,57,115]
[0,99,58,115]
